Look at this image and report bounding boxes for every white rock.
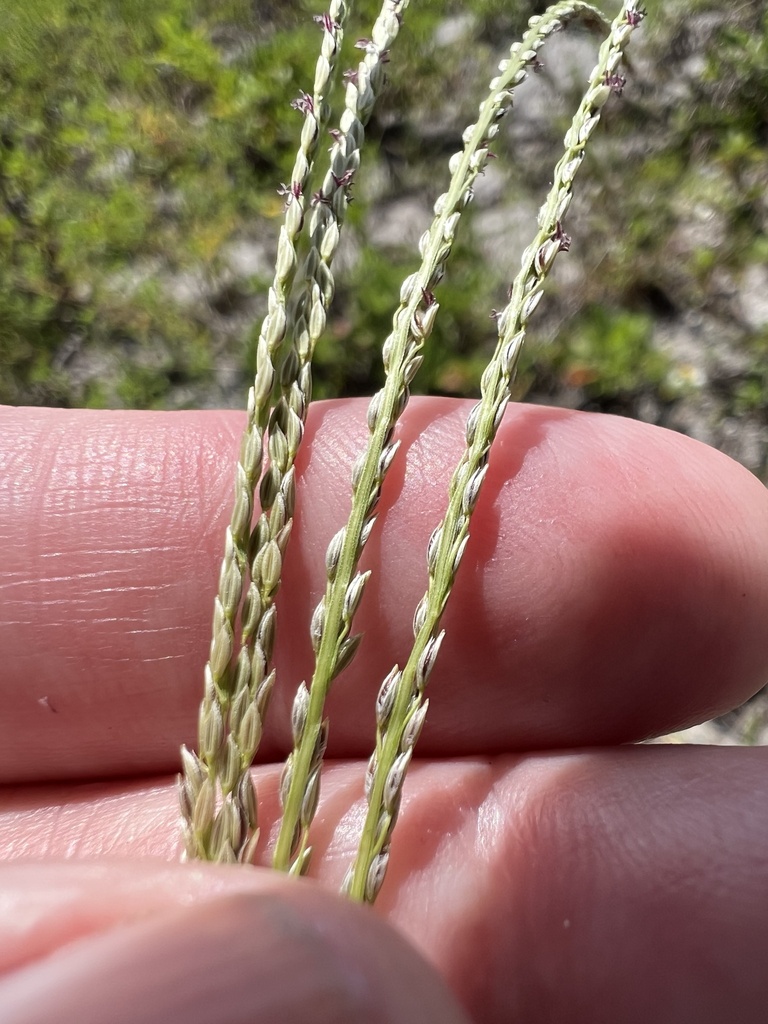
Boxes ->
[739,263,768,330]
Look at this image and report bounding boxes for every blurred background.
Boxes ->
[2,0,766,470]
[2,0,766,736]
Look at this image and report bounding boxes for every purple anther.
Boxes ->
[277,181,303,205]
[604,72,626,96]
[332,169,355,188]
[313,12,340,33]
[554,221,571,252]
[626,7,646,27]
[291,91,314,115]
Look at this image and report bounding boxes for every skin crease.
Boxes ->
[0,400,767,1023]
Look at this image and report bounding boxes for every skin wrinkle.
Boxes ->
[394,402,463,518]
[3,402,768,782]
[3,417,236,779]
[2,416,59,525]
[400,748,768,1024]
[2,403,768,1021]
[188,414,239,548]
[0,781,180,862]
[295,402,371,513]
[0,751,768,1020]
[388,758,528,978]
[39,544,180,557]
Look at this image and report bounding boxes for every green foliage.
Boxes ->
[1,0,766,429]
[0,0,291,406]
[552,305,669,398]
[733,330,768,416]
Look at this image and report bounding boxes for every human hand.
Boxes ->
[1,400,767,1023]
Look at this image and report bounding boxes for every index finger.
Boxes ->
[1,401,767,782]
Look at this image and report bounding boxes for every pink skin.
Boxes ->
[0,400,767,1023]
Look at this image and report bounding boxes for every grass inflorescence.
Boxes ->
[181,0,645,901]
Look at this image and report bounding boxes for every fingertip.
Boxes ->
[0,869,469,1024]
[419,406,768,748]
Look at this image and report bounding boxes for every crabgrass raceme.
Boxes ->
[181,0,645,902]
[346,0,645,902]
[179,0,350,865]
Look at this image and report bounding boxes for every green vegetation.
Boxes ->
[551,305,667,399]
[1,0,766,468]
[1,0,310,406]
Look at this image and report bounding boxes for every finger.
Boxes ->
[387,746,768,1024]
[2,403,767,780]
[0,863,468,1024]
[2,748,767,1024]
